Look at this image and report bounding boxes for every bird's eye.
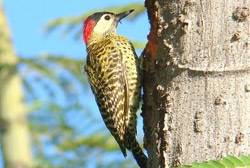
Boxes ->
[104,15,110,21]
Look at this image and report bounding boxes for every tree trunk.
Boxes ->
[142,0,250,167]
[0,1,33,167]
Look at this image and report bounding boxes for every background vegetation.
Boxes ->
[0,1,148,167]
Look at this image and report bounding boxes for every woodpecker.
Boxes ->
[83,10,147,167]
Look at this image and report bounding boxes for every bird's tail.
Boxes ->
[126,135,147,168]
[131,140,147,168]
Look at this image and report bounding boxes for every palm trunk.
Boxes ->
[142,0,250,167]
[0,1,32,167]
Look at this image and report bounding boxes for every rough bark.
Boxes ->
[0,1,33,167]
[142,0,250,167]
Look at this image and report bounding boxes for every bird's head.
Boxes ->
[83,9,134,45]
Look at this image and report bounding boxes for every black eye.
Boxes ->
[104,15,110,20]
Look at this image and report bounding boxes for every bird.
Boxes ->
[82,9,147,168]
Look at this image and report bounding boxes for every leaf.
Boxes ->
[181,166,193,168]
[191,162,201,168]
[238,155,250,165]
[225,155,244,167]
[178,155,250,168]
[207,161,225,168]
[199,162,216,168]
[220,157,235,168]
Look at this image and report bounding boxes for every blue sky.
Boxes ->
[1,0,149,167]
[3,0,148,58]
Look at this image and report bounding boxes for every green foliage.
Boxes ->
[9,2,145,168]
[57,134,120,151]
[176,155,250,168]
[131,40,147,49]
[0,62,17,80]
[19,54,87,101]
[17,53,138,167]
[20,54,85,83]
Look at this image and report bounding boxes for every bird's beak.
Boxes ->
[115,9,134,23]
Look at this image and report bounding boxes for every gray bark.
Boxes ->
[142,0,250,167]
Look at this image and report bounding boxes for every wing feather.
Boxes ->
[85,43,128,156]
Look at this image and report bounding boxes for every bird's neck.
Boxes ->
[87,31,116,47]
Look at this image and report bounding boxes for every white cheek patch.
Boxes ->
[92,17,115,35]
[94,23,109,34]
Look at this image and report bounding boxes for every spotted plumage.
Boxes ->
[83,10,147,168]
